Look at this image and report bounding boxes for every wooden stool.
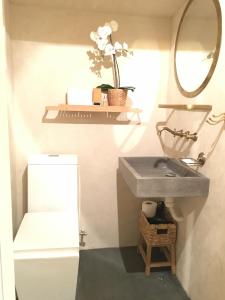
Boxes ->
[138,211,176,276]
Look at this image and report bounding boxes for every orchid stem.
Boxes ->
[110,35,120,88]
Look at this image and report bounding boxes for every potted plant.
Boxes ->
[90,20,135,106]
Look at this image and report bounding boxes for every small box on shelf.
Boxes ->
[92,88,108,106]
[92,88,101,105]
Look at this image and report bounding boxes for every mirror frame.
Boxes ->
[174,0,222,98]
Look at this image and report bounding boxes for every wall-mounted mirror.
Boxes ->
[174,0,222,98]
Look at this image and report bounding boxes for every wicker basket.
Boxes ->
[107,89,127,106]
[139,210,176,246]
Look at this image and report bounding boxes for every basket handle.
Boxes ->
[157,229,168,235]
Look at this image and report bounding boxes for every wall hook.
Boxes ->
[207,113,225,125]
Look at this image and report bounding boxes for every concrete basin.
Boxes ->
[119,156,209,198]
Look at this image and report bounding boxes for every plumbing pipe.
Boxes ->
[164,197,184,222]
[78,164,88,247]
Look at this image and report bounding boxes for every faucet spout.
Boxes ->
[158,127,198,141]
[159,127,183,137]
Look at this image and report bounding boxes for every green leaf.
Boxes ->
[96,84,135,92]
[96,84,114,91]
[119,86,135,92]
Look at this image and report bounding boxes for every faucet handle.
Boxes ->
[197,152,206,165]
[179,152,206,167]
[173,128,177,137]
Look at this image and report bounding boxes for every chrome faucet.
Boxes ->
[159,127,198,141]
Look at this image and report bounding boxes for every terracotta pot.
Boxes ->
[107,89,127,106]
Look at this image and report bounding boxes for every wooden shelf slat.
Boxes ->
[158,104,212,111]
[46,104,142,113]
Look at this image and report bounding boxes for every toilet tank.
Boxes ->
[28,155,78,213]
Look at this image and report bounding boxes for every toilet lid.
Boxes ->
[14,212,79,253]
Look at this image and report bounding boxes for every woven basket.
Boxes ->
[107,89,127,106]
[139,210,176,246]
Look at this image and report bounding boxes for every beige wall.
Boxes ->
[0,0,15,298]
[8,0,225,298]
[165,1,225,299]
[8,0,225,299]
[9,3,171,248]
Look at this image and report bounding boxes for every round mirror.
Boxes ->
[174,0,222,97]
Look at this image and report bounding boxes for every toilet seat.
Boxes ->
[14,212,79,300]
[14,211,79,258]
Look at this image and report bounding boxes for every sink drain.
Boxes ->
[165,172,176,177]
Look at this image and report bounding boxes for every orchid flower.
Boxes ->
[97,25,112,38]
[105,44,116,56]
[90,21,129,55]
[90,20,133,88]
[114,42,122,51]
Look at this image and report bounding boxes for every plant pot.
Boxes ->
[107,89,127,106]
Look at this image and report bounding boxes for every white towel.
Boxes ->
[67,88,92,105]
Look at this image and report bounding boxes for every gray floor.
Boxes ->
[76,247,190,300]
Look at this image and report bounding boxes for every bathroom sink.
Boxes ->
[119,156,209,198]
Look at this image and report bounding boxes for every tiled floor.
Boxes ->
[76,247,190,300]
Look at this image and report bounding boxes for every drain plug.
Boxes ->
[165,172,176,177]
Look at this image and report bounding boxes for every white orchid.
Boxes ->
[123,42,128,50]
[90,28,109,51]
[90,20,129,56]
[89,20,133,88]
[97,40,108,51]
[105,20,118,32]
[90,31,97,42]
[114,41,122,50]
[97,25,112,38]
[109,20,118,32]
[105,44,116,56]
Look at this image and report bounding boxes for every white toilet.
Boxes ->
[14,154,80,300]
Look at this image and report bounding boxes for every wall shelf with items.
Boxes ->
[44,104,142,125]
[45,104,142,113]
[158,104,212,111]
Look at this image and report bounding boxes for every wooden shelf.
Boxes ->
[46,104,142,113]
[158,104,212,111]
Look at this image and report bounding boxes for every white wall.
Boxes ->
[0,0,15,298]
[9,3,171,248]
[166,1,225,299]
